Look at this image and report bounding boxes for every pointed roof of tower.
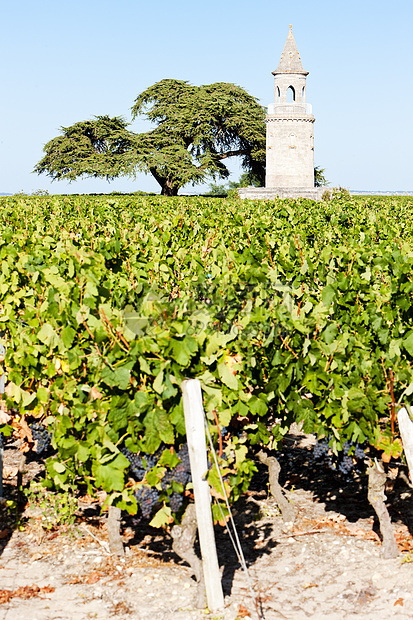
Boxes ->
[272,25,309,76]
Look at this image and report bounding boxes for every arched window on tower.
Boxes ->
[301,87,305,102]
[276,87,280,103]
[287,86,295,102]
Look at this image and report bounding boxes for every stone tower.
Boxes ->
[238,25,323,200]
[266,25,315,188]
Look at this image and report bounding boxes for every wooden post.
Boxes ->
[398,407,413,482]
[181,379,224,612]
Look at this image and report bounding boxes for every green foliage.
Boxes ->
[131,80,266,196]
[35,81,266,196]
[204,183,229,197]
[229,171,264,189]
[205,170,264,197]
[314,166,329,187]
[1,193,413,526]
[34,116,135,181]
[24,482,78,529]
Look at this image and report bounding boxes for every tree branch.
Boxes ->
[216,149,249,161]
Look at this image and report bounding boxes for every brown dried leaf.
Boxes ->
[110,601,133,616]
[0,585,54,604]
[0,401,10,424]
[85,571,103,584]
[394,597,404,606]
[90,386,103,400]
[237,604,251,618]
[3,466,18,480]
[0,591,13,604]
[65,576,82,585]
[12,418,32,442]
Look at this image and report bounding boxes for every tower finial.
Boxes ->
[273,25,308,75]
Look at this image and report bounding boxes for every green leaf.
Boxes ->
[403,332,413,357]
[53,462,66,473]
[37,387,50,403]
[322,284,336,307]
[158,449,179,468]
[38,323,59,349]
[149,505,172,528]
[5,382,35,407]
[217,362,239,390]
[153,370,165,394]
[322,323,338,344]
[61,326,76,348]
[77,442,90,462]
[170,336,196,366]
[154,408,174,444]
[93,462,125,492]
[248,396,267,417]
[101,366,130,390]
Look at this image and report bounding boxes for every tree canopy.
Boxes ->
[35,80,266,195]
[33,116,134,181]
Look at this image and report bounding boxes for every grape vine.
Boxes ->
[0,193,412,525]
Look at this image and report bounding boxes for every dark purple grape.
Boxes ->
[120,447,145,480]
[354,445,365,460]
[168,492,183,513]
[30,423,52,454]
[313,439,329,459]
[338,455,354,475]
[177,443,190,472]
[134,486,160,519]
[161,470,174,491]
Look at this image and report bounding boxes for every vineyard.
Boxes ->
[1,191,413,617]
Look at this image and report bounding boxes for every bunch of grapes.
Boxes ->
[338,455,354,475]
[353,444,366,460]
[163,443,192,513]
[163,444,192,488]
[134,486,160,519]
[126,443,192,518]
[313,438,329,459]
[29,423,52,454]
[120,447,146,480]
[168,492,183,513]
[311,438,366,477]
[177,443,190,472]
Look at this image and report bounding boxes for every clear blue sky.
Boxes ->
[2,0,413,194]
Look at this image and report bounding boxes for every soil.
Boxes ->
[1,432,413,620]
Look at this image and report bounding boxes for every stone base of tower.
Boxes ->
[237,187,325,201]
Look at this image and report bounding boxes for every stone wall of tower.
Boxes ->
[266,105,315,188]
[273,74,307,104]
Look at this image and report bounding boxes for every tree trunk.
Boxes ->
[149,167,180,196]
[367,459,399,559]
[107,505,124,556]
[257,450,296,526]
[161,181,179,197]
[171,502,206,609]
